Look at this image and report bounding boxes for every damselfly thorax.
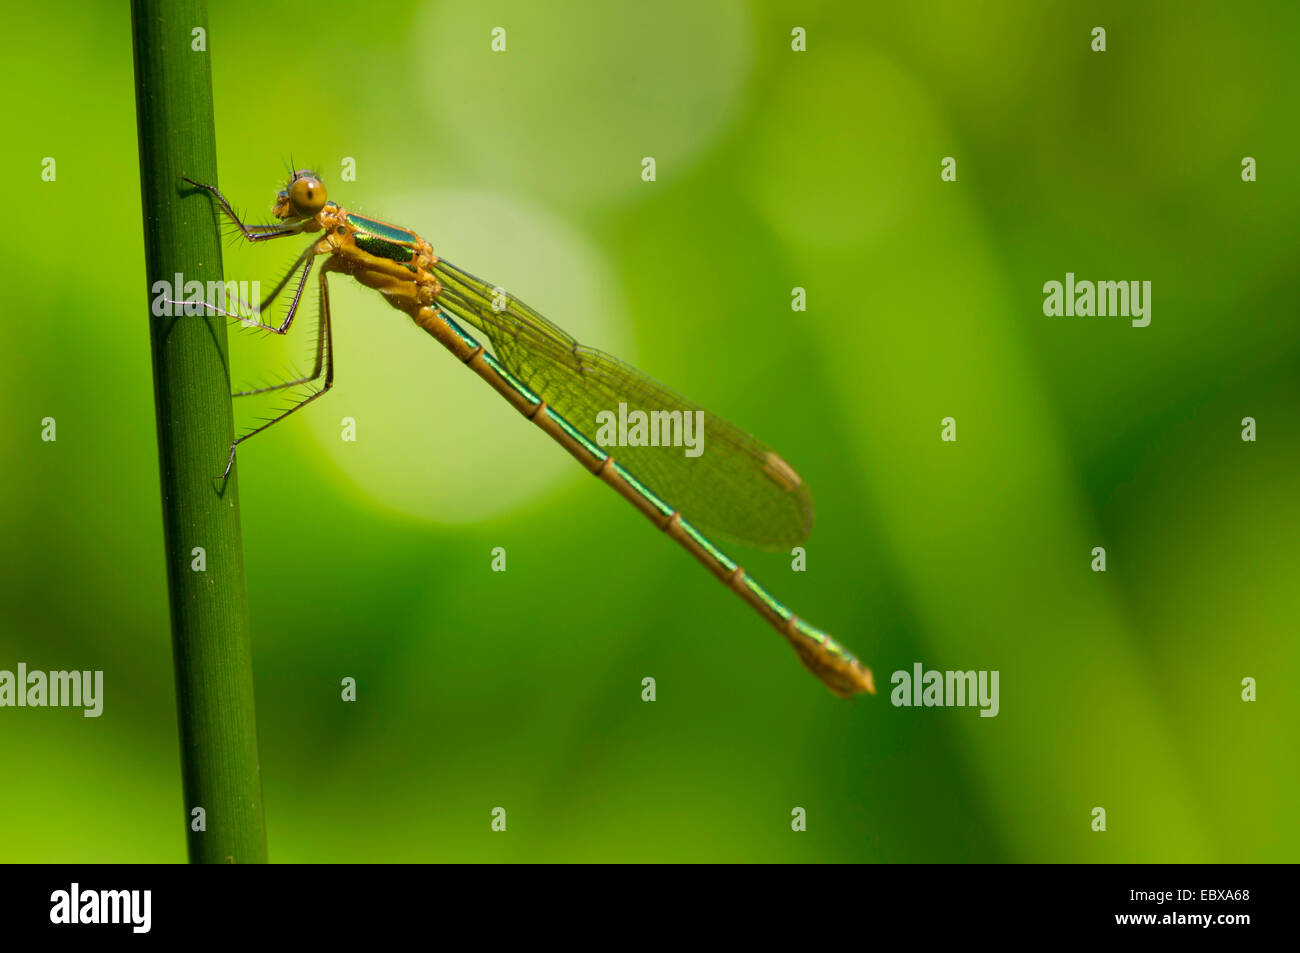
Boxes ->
[296,202,442,315]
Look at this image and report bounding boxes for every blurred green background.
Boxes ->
[1,0,1296,862]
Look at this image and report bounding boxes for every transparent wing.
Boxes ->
[433,258,814,548]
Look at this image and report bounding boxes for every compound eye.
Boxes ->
[289,176,327,216]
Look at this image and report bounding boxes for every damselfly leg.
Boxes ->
[178,177,318,334]
[219,262,336,479]
[176,176,338,477]
[181,175,302,242]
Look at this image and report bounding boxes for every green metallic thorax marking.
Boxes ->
[346,212,418,244]
[346,213,417,264]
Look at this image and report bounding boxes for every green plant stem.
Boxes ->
[131,0,267,863]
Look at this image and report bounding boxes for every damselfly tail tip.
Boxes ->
[822,663,875,699]
[784,629,875,698]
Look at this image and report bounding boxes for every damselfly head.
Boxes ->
[273,169,328,221]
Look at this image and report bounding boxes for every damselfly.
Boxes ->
[180,170,875,697]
